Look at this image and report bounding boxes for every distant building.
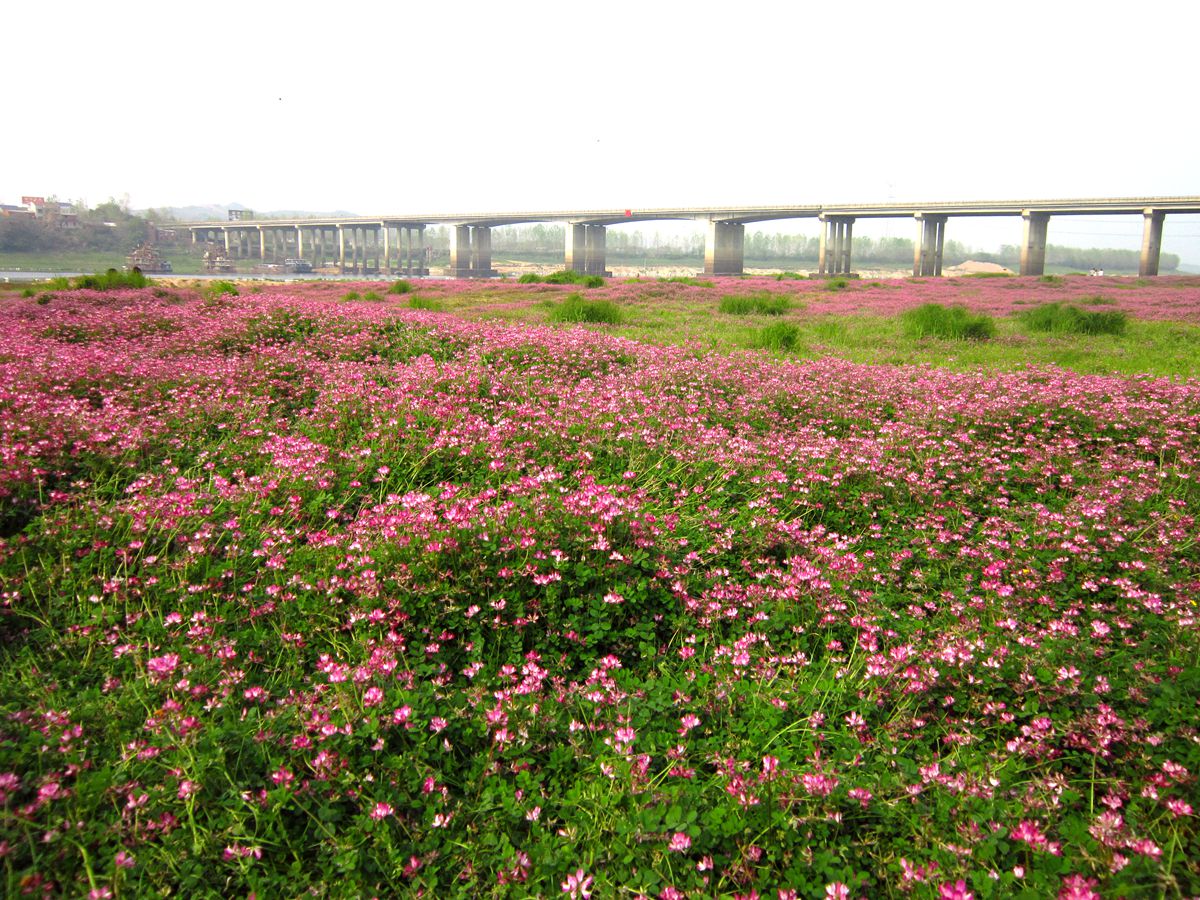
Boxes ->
[0,203,34,218]
[18,196,78,228]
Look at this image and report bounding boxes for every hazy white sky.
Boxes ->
[6,0,1199,258]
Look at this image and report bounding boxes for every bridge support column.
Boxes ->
[416,225,428,275]
[564,224,587,272]
[448,225,472,277]
[336,226,346,273]
[295,226,304,262]
[584,225,608,276]
[913,214,947,277]
[1139,209,1165,277]
[1019,211,1050,276]
[818,216,855,275]
[382,226,392,275]
[472,226,497,276]
[704,221,744,276]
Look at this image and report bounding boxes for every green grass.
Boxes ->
[522,270,606,287]
[387,279,413,294]
[547,293,623,324]
[752,320,801,351]
[718,291,794,316]
[409,295,444,311]
[1019,302,1127,335]
[902,303,996,340]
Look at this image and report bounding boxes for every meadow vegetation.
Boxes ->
[0,274,1198,898]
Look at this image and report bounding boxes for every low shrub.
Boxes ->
[659,276,715,287]
[824,277,850,291]
[387,279,413,294]
[902,303,995,340]
[1019,301,1127,335]
[409,295,443,311]
[203,280,239,300]
[964,271,1013,278]
[1038,274,1065,285]
[542,270,605,287]
[73,269,149,291]
[774,272,805,280]
[718,292,792,316]
[517,273,543,284]
[362,290,383,302]
[753,321,801,351]
[342,290,361,301]
[547,293,623,324]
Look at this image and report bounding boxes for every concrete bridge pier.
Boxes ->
[565,224,587,273]
[295,227,305,262]
[818,215,855,275]
[1019,211,1050,276]
[472,226,497,276]
[913,214,947,276]
[585,225,609,275]
[449,225,473,277]
[1139,209,1165,277]
[704,221,745,276]
[337,226,346,273]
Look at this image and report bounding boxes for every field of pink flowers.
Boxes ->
[1,284,1198,898]
[303,274,1200,323]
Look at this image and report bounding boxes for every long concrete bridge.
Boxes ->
[186,196,1200,278]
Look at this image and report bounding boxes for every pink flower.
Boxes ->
[363,686,384,706]
[825,883,850,900]
[1058,874,1101,900]
[369,802,393,819]
[938,881,974,900]
[146,653,180,682]
[562,868,593,898]
[668,832,691,852]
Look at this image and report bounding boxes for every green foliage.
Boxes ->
[718,291,793,316]
[408,295,443,311]
[753,320,801,351]
[902,303,996,340]
[547,292,623,324]
[20,286,35,298]
[203,280,239,300]
[774,272,805,280]
[1038,274,1065,285]
[824,277,850,291]
[362,290,383,302]
[387,279,413,294]
[963,271,1013,278]
[73,268,149,290]
[521,270,605,287]
[659,276,715,287]
[343,290,361,301]
[1019,302,1128,335]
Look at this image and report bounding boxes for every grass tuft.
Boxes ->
[902,303,995,340]
[387,279,413,294]
[718,292,793,316]
[547,293,623,324]
[1019,302,1127,335]
[753,320,802,351]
